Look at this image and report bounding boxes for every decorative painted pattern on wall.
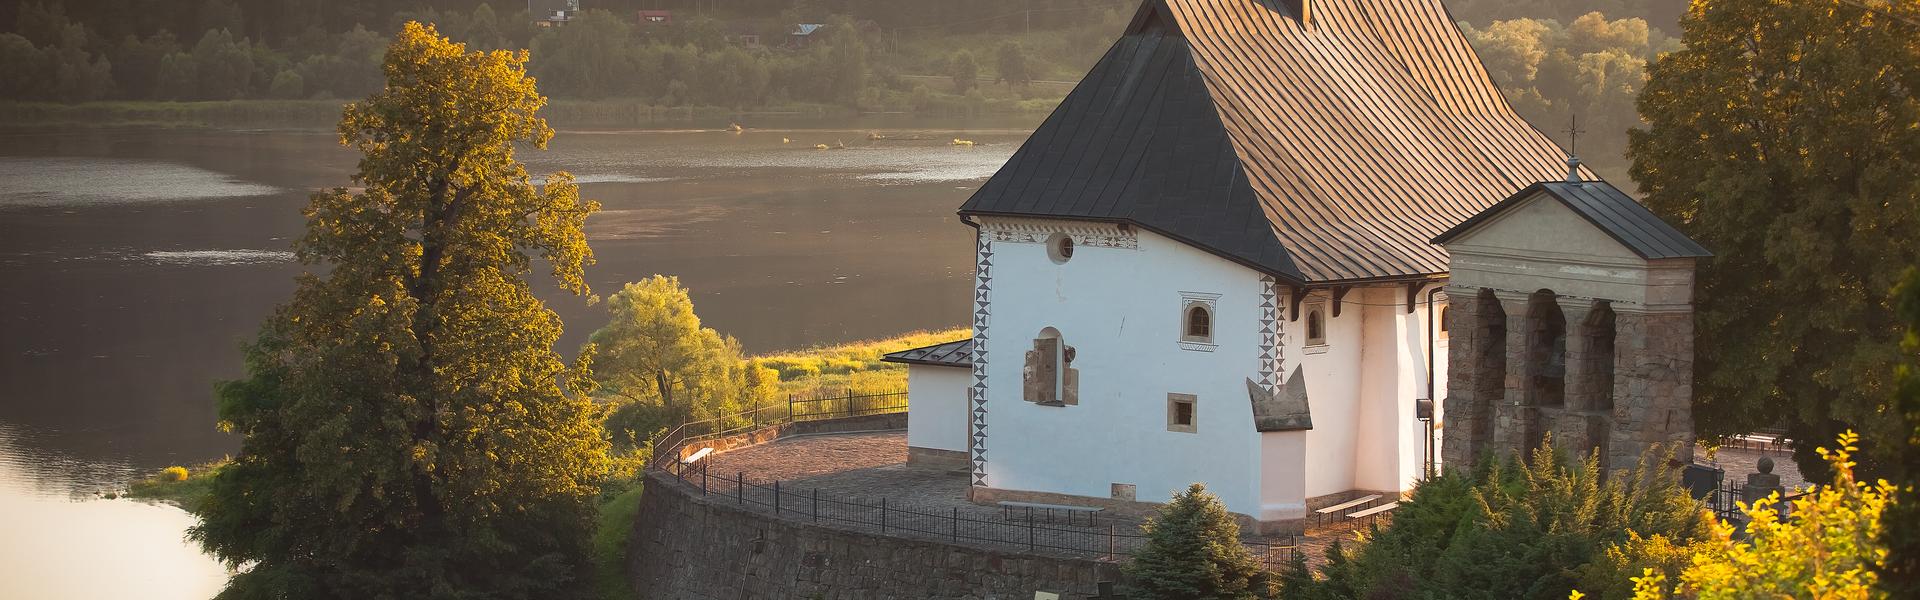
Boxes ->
[1259,276,1285,393]
[970,231,993,487]
[981,217,1139,250]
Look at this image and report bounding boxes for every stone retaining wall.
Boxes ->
[629,470,1125,599]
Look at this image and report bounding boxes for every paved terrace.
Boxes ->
[674,431,1348,569]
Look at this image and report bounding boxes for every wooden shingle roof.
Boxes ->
[960,0,1588,283]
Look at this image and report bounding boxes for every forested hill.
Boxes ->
[3,0,1677,179]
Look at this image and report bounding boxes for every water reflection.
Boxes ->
[0,424,230,599]
[0,124,1019,598]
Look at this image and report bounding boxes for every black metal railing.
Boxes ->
[647,388,908,469]
[662,459,1298,569]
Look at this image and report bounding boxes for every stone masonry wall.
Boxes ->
[628,470,1125,600]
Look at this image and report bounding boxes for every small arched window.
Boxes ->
[1439,306,1451,340]
[1306,306,1328,346]
[1184,305,1212,342]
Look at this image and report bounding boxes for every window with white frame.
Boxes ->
[1178,291,1221,351]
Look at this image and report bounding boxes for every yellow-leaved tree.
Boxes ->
[1613,432,1892,599]
[191,22,608,599]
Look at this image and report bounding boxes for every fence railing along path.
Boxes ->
[660,459,1299,569]
[645,390,1297,568]
[648,388,910,469]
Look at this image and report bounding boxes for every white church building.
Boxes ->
[883,0,1676,533]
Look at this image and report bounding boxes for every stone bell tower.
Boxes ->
[1431,170,1711,472]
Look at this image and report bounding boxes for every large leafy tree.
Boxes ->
[190,22,608,599]
[1884,268,1920,596]
[1630,0,1920,480]
[587,275,777,445]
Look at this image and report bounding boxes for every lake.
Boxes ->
[0,123,1026,598]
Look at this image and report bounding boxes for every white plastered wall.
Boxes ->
[977,220,1269,515]
[906,364,971,453]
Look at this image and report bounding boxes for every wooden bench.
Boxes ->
[1311,494,1382,527]
[999,501,1103,526]
[1347,501,1399,524]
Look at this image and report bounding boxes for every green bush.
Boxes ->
[1281,440,1710,600]
[1124,484,1276,599]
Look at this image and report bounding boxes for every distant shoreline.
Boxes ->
[0,99,1058,133]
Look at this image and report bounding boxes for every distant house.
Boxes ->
[637,10,672,24]
[788,23,825,47]
[529,0,579,27]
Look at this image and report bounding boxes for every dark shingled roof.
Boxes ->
[960,0,1588,283]
[1432,180,1712,260]
[880,339,973,369]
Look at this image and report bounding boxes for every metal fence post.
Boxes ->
[700,464,707,495]
[812,488,819,523]
[736,471,744,505]
[1108,524,1116,560]
[880,498,888,533]
[1027,507,1036,551]
[773,480,781,514]
[846,388,855,415]
[952,507,960,542]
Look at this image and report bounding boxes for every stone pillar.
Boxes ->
[1441,286,1485,469]
[1607,308,1696,470]
[1552,298,1604,460]
[1494,294,1535,457]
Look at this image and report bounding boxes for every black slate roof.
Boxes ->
[1431,180,1712,260]
[960,0,1586,283]
[880,339,973,369]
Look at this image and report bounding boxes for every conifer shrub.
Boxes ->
[1123,483,1276,600]
[1281,439,1711,600]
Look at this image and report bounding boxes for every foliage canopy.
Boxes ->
[1619,432,1892,599]
[1282,442,1711,600]
[190,23,608,599]
[1630,0,1920,481]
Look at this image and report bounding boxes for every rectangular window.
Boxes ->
[1167,393,1197,433]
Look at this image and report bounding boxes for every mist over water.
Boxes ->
[0,124,1021,597]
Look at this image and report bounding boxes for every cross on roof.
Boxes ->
[1566,114,1586,157]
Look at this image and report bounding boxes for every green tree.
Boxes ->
[267,69,303,98]
[1124,484,1275,600]
[1630,0,1920,481]
[995,41,1030,89]
[587,276,777,446]
[1621,432,1891,599]
[189,22,608,599]
[1282,443,1710,600]
[949,49,979,95]
[1884,268,1920,596]
[189,28,253,99]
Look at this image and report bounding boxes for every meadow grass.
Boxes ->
[757,327,969,398]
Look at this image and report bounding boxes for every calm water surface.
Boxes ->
[0,124,1023,598]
